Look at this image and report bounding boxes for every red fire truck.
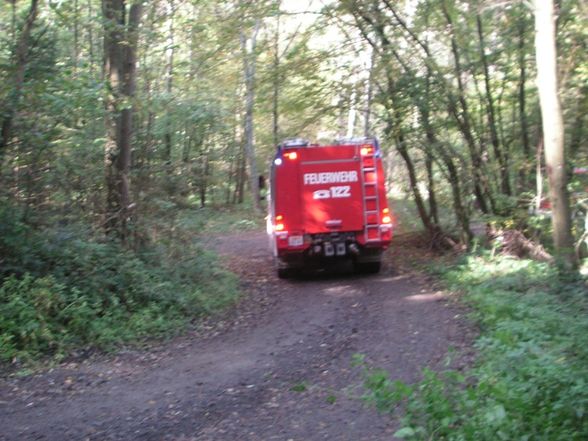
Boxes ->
[268,137,393,278]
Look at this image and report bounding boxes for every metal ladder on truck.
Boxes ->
[359,145,381,243]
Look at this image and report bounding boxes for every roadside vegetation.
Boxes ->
[360,253,588,440]
[0,202,253,365]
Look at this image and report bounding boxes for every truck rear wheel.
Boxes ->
[355,261,381,274]
[277,267,293,279]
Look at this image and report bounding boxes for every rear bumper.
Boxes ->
[271,230,390,267]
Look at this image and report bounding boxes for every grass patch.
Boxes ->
[0,203,239,365]
[195,203,265,235]
[359,255,588,440]
[290,381,309,392]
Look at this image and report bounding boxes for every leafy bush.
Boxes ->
[360,256,588,440]
[0,203,238,363]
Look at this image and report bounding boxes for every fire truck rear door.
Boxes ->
[300,148,363,234]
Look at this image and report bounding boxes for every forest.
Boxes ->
[1,0,587,355]
[0,0,587,438]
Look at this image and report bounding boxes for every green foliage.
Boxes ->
[196,204,265,234]
[0,203,238,363]
[360,256,588,440]
[290,381,309,393]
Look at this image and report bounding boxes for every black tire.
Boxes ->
[355,261,381,274]
[277,267,292,279]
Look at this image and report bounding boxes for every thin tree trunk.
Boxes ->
[11,1,17,45]
[422,55,471,243]
[442,1,494,214]
[119,3,142,244]
[426,154,439,225]
[533,0,575,267]
[0,0,40,160]
[364,47,375,137]
[103,0,124,236]
[477,14,510,196]
[569,86,587,157]
[235,143,246,204]
[346,87,357,138]
[382,90,434,234]
[199,154,209,208]
[73,0,79,72]
[164,0,175,164]
[241,20,261,211]
[535,137,543,211]
[395,139,434,234]
[337,95,346,136]
[517,15,531,190]
[182,129,192,164]
[226,147,235,205]
[103,0,142,243]
[87,0,96,74]
[272,0,281,147]
[423,107,472,244]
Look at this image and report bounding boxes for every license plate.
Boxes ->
[288,235,303,247]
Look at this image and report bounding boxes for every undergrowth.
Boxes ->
[0,203,239,365]
[359,255,588,440]
[196,203,265,234]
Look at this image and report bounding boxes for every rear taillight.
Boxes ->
[274,215,285,231]
[382,208,392,224]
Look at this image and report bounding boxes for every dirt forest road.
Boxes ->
[0,231,472,441]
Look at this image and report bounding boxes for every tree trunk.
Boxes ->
[240,20,261,211]
[423,112,472,244]
[87,0,96,74]
[235,143,246,204]
[535,137,543,211]
[517,15,532,190]
[73,0,79,72]
[346,87,357,138]
[425,154,439,225]
[363,47,375,137]
[0,0,40,160]
[382,72,440,242]
[163,0,175,164]
[422,58,471,244]
[477,14,510,196]
[199,154,209,208]
[441,1,494,214]
[103,0,142,243]
[392,130,433,234]
[533,0,575,268]
[11,1,17,45]
[272,1,281,147]
[569,86,587,157]
[103,0,123,236]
